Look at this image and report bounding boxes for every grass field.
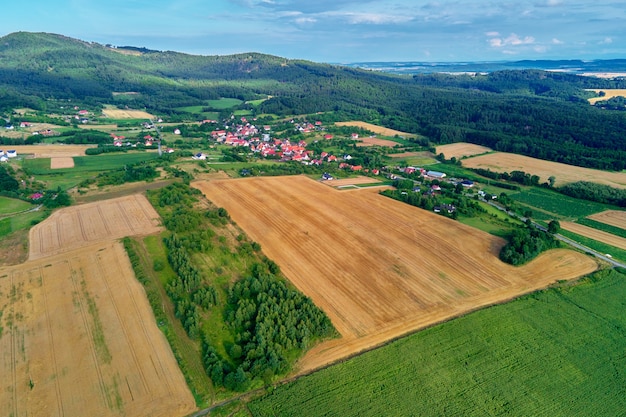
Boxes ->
[249,269,626,417]
[23,152,160,175]
[0,197,32,215]
[458,201,523,237]
[509,187,613,220]
[207,98,243,109]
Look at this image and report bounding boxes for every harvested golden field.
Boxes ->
[462,152,626,188]
[356,137,401,147]
[586,88,626,104]
[193,176,597,373]
[561,221,626,250]
[1,144,94,158]
[78,124,118,130]
[29,194,162,260]
[588,210,626,230]
[50,157,74,169]
[436,142,493,159]
[335,121,415,138]
[0,241,196,417]
[102,108,154,119]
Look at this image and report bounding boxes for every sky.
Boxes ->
[2,0,625,63]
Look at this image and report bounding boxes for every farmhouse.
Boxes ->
[192,152,207,160]
[0,155,7,163]
[7,150,17,158]
[426,170,446,179]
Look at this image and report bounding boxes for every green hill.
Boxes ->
[2,32,626,171]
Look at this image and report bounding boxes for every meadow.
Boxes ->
[0,196,32,215]
[508,187,613,220]
[249,269,626,417]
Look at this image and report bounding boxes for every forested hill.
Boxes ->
[1,31,626,171]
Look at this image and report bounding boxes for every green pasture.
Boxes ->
[207,98,243,109]
[249,269,626,417]
[0,196,32,215]
[559,229,626,264]
[458,201,522,237]
[22,152,161,189]
[246,98,269,107]
[509,187,613,220]
[0,209,47,238]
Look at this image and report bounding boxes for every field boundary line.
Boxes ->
[9,271,18,417]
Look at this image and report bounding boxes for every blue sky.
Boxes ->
[2,0,625,63]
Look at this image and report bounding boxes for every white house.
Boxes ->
[0,155,7,163]
[7,150,17,158]
[192,152,206,160]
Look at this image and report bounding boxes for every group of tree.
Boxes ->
[202,260,335,391]
[558,181,626,207]
[499,224,561,265]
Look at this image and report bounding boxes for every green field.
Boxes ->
[0,196,32,215]
[509,187,613,220]
[458,201,522,237]
[207,98,243,109]
[0,209,47,238]
[249,269,626,417]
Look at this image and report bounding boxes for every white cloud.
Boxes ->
[485,31,500,37]
[323,11,412,25]
[546,0,563,6]
[488,33,535,48]
[551,38,564,44]
[599,37,613,44]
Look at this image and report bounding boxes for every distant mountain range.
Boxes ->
[343,60,626,75]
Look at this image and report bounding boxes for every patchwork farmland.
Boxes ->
[193,176,597,373]
[461,151,626,188]
[0,241,195,417]
[561,221,626,251]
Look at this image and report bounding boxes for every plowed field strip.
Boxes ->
[94,252,151,394]
[68,258,108,408]
[561,222,626,250]
[587,210,626,230]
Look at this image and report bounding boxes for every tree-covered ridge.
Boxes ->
[2,31,626,171]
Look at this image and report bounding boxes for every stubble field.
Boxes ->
[193,176,597,373]
[29,194,162,260]
[0,241,196,417]
[435,143,493,159]
[335,121,415,138]
[586,88,626,104]
[102,108,155,119]
[1,144,94,158]
[462,151,626,188]
[588,210,626,229]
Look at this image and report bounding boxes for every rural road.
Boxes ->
[483,199,626,269]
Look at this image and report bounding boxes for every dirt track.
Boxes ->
[0,241,196,417]
[193,176,598,373]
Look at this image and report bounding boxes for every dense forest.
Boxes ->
[2,32,626,171]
